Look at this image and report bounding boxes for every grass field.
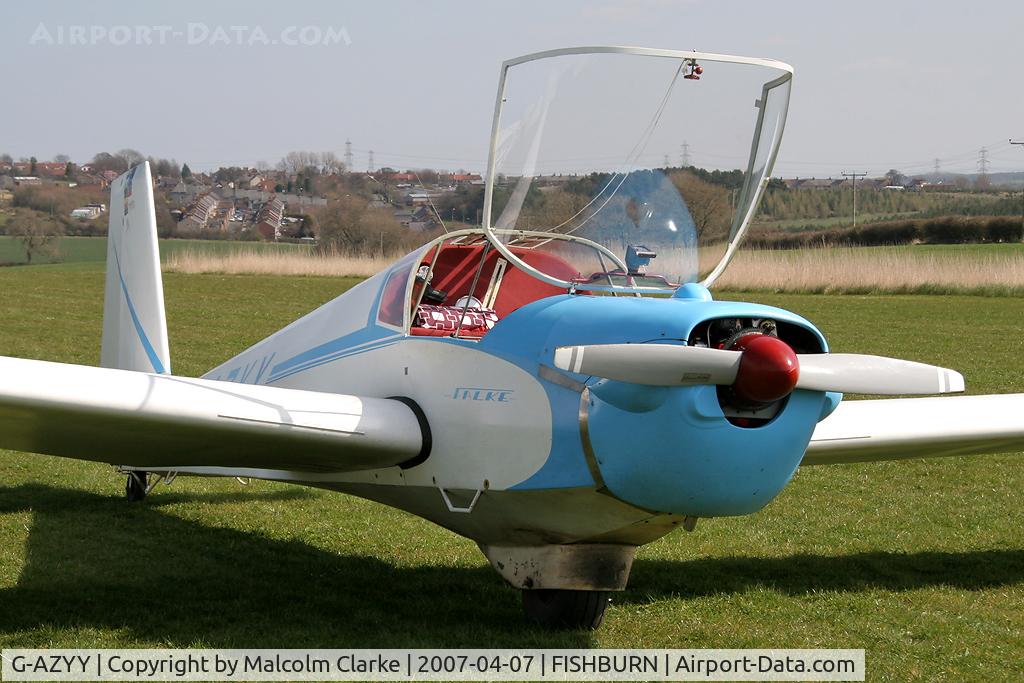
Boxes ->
[0,263,1021,681]
[0,236,311,266]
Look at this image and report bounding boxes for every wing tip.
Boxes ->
[946,370,966,393]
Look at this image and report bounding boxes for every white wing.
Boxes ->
[0,356,426,473]
[803,394,1024,465]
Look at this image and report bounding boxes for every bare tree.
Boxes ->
[10,209,63,264]
[321,151,344,175]
[670,171,731,241]
[278,151,324,175]
[91,152,128,173]
[316,196,413,255]
[884,169,906,187]
[115,148,145,169]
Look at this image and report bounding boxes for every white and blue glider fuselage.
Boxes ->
[201,250,832,547]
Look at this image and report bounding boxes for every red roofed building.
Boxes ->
[255,197,285,240]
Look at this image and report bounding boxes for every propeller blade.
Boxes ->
[553,344,742,386]
[795,353,964,395]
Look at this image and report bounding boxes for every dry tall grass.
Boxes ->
[164,248,396,278]
[715,246,1024,295]
[163,244,1024,295]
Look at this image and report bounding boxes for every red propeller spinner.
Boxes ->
[730,334,800,404]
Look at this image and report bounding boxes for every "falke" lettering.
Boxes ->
[452,387,513,402]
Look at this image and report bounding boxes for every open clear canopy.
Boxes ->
[483,47,792,294]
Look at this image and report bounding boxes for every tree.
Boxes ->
[10,208,63,264]
[321,151,344,175]
[115,148,144,168]
[180,163,192,179]
[278,150,322,175]
[0,153,12,164]
[884,169,906,187]
[64,162,74,178]
[91,152,128,174]
[670,170,731,241]
[54,154,71,163]
[316,195,418,255]
[153,157,175,178]
[29,156,37,175]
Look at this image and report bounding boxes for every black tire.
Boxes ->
[522,589,610,630]
[125,472,148,502]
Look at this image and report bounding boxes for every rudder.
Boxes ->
[100,161,171,374]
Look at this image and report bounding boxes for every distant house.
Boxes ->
[168,181,207,205]
[4,161,67,177]
[70,206,102,220]
[75,174,110,188]
[409,205,438,231]
[36,162,70,177]
[245,174,264,189]
[179,192,220,231]
[255,197,285,240]
[448,173,482,185]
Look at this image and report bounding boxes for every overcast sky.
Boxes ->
[2,0,1022,177]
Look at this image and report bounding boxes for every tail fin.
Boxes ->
[100,161,171,374]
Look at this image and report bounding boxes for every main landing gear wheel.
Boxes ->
[125,471,148,502]
[522,589,610,630]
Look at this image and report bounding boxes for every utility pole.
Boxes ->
[1011,139,1024,241]
[841,171,867,227]
[344,139,353,172]
[368,150,375,173]
[679,141,691,167]
[933,158,941,175]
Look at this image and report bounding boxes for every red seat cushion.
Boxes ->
[414,304,498,336]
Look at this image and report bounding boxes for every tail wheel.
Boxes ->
[522,589,610,630]
[125,471,148,502]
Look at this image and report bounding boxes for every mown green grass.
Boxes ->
[0,236,310,266]
[0,264,1021,681]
